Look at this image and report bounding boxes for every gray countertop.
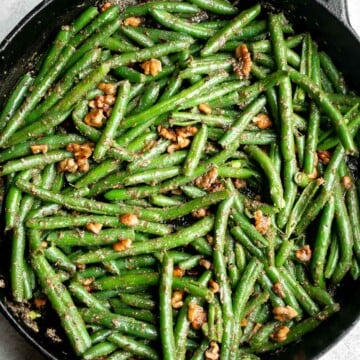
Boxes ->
[1,1,360,359]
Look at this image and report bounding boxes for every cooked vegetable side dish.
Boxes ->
[0,1,359,359]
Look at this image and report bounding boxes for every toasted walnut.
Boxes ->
[233,178,247,189]
[198,103,212,115]
[120,213,139,226]
[30,144,48,154]
[82,277,94,287]
[295,245,312,262]
[234,44,252,79]
[188,302,207,330]
[253,113,272,129]
[123,16,142,27]
[342,175,353,190]
[206,234,214,245]
[88,99,96,109]
[58,158,78,173]
[77,158,90,173]
[98,82,116,95]
[95,95,105,109]
[270,325,290,342]
[171,291,184,309]
[192,207,209,219]
[100,2,112,12]
[84,108,105,128]
[113,238,132,252]
[167,137,191,153]
[254,210,271,235]
[67,143,93,160]
[158,125,177,141]
[41,241,48,249]
[77,263,86,271]
[317,150,332,164]
[194,167,218,190]
[175,126,198,138]
[104,94,116,106]
[86,222,103,235]
[141,58,162,76]
[241,318,249,327]
[207,180,225,193]
[273,306,298,322]
[307,166,319,180]
[208,279,220,294]
[205,341,220,360]
[199,259,212,270]
[272,282,286,299]
[173,266,186,278]
[34,297,47,308]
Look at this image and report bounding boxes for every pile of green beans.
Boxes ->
[1,1,359,359]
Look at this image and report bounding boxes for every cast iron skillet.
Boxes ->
[0,0,359,359]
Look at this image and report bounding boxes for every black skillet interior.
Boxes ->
[0,0,359,359]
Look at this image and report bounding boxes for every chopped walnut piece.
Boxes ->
[192,207,209,219]
[157,125,177,141]
[104,94,116,106]
[254,210,271,235]
[241,318,248,327]
[84,108,105,128]
[123,16,142,27]
[270,325,290,342]
[273,306,298,322]
[175,126,198,138]
[34,297,47,308]
[171,291,184,309]
[233,178,247,189]
[208,279,220,294]
[58,158,78,173]
[194,167,218,190]
[317,150,332,164]
[30,144,48,154]
[98,82,116,95]
[205,341,220,360]
[113,238,132,252]
[272,282,286,299]
[120,213,139,226]
[167,137,191,153]
[95,95,105,109]
[173,266,186,278]
[205,234,214,245]
[67,143,93,160]
[141,58,162,76]
[82,277,94,287]
[77,158,90,173]
[207,180,225,193]
[342,175,353,190]
[86,222,103,235]
[199,259,212,270]
[295,245,312,262]
[198,103,212,115]
[188,302,207,330]
[100,2,112,12]
[234,44,252,79]
[253,113,272,129]
[77,263,86,271]
[88,99,96,109]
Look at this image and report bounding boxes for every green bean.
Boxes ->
[31,253,91,354]
[124,166,181,186]
[324,234,340,280]
[302,284,335,306]
[0,73,34,132]
[73,216,214,264]
[289,69,356,154]
[189,0,236,15]
[159,253,176,360]
[252,304,340,353]
[245,144,285,209]
[83,342,118,360]
[149,194,183,207]
[120,2,200,19]
[0,44,76,147]
[231,258,264,359]
[80,307,157,340]
[93,81,131,161]
[108,333,158,360]
[350,258,360,280]
[44,246,77,274]
[47,228,135,247]
[201,3,261,56]
[332,178,353,283]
